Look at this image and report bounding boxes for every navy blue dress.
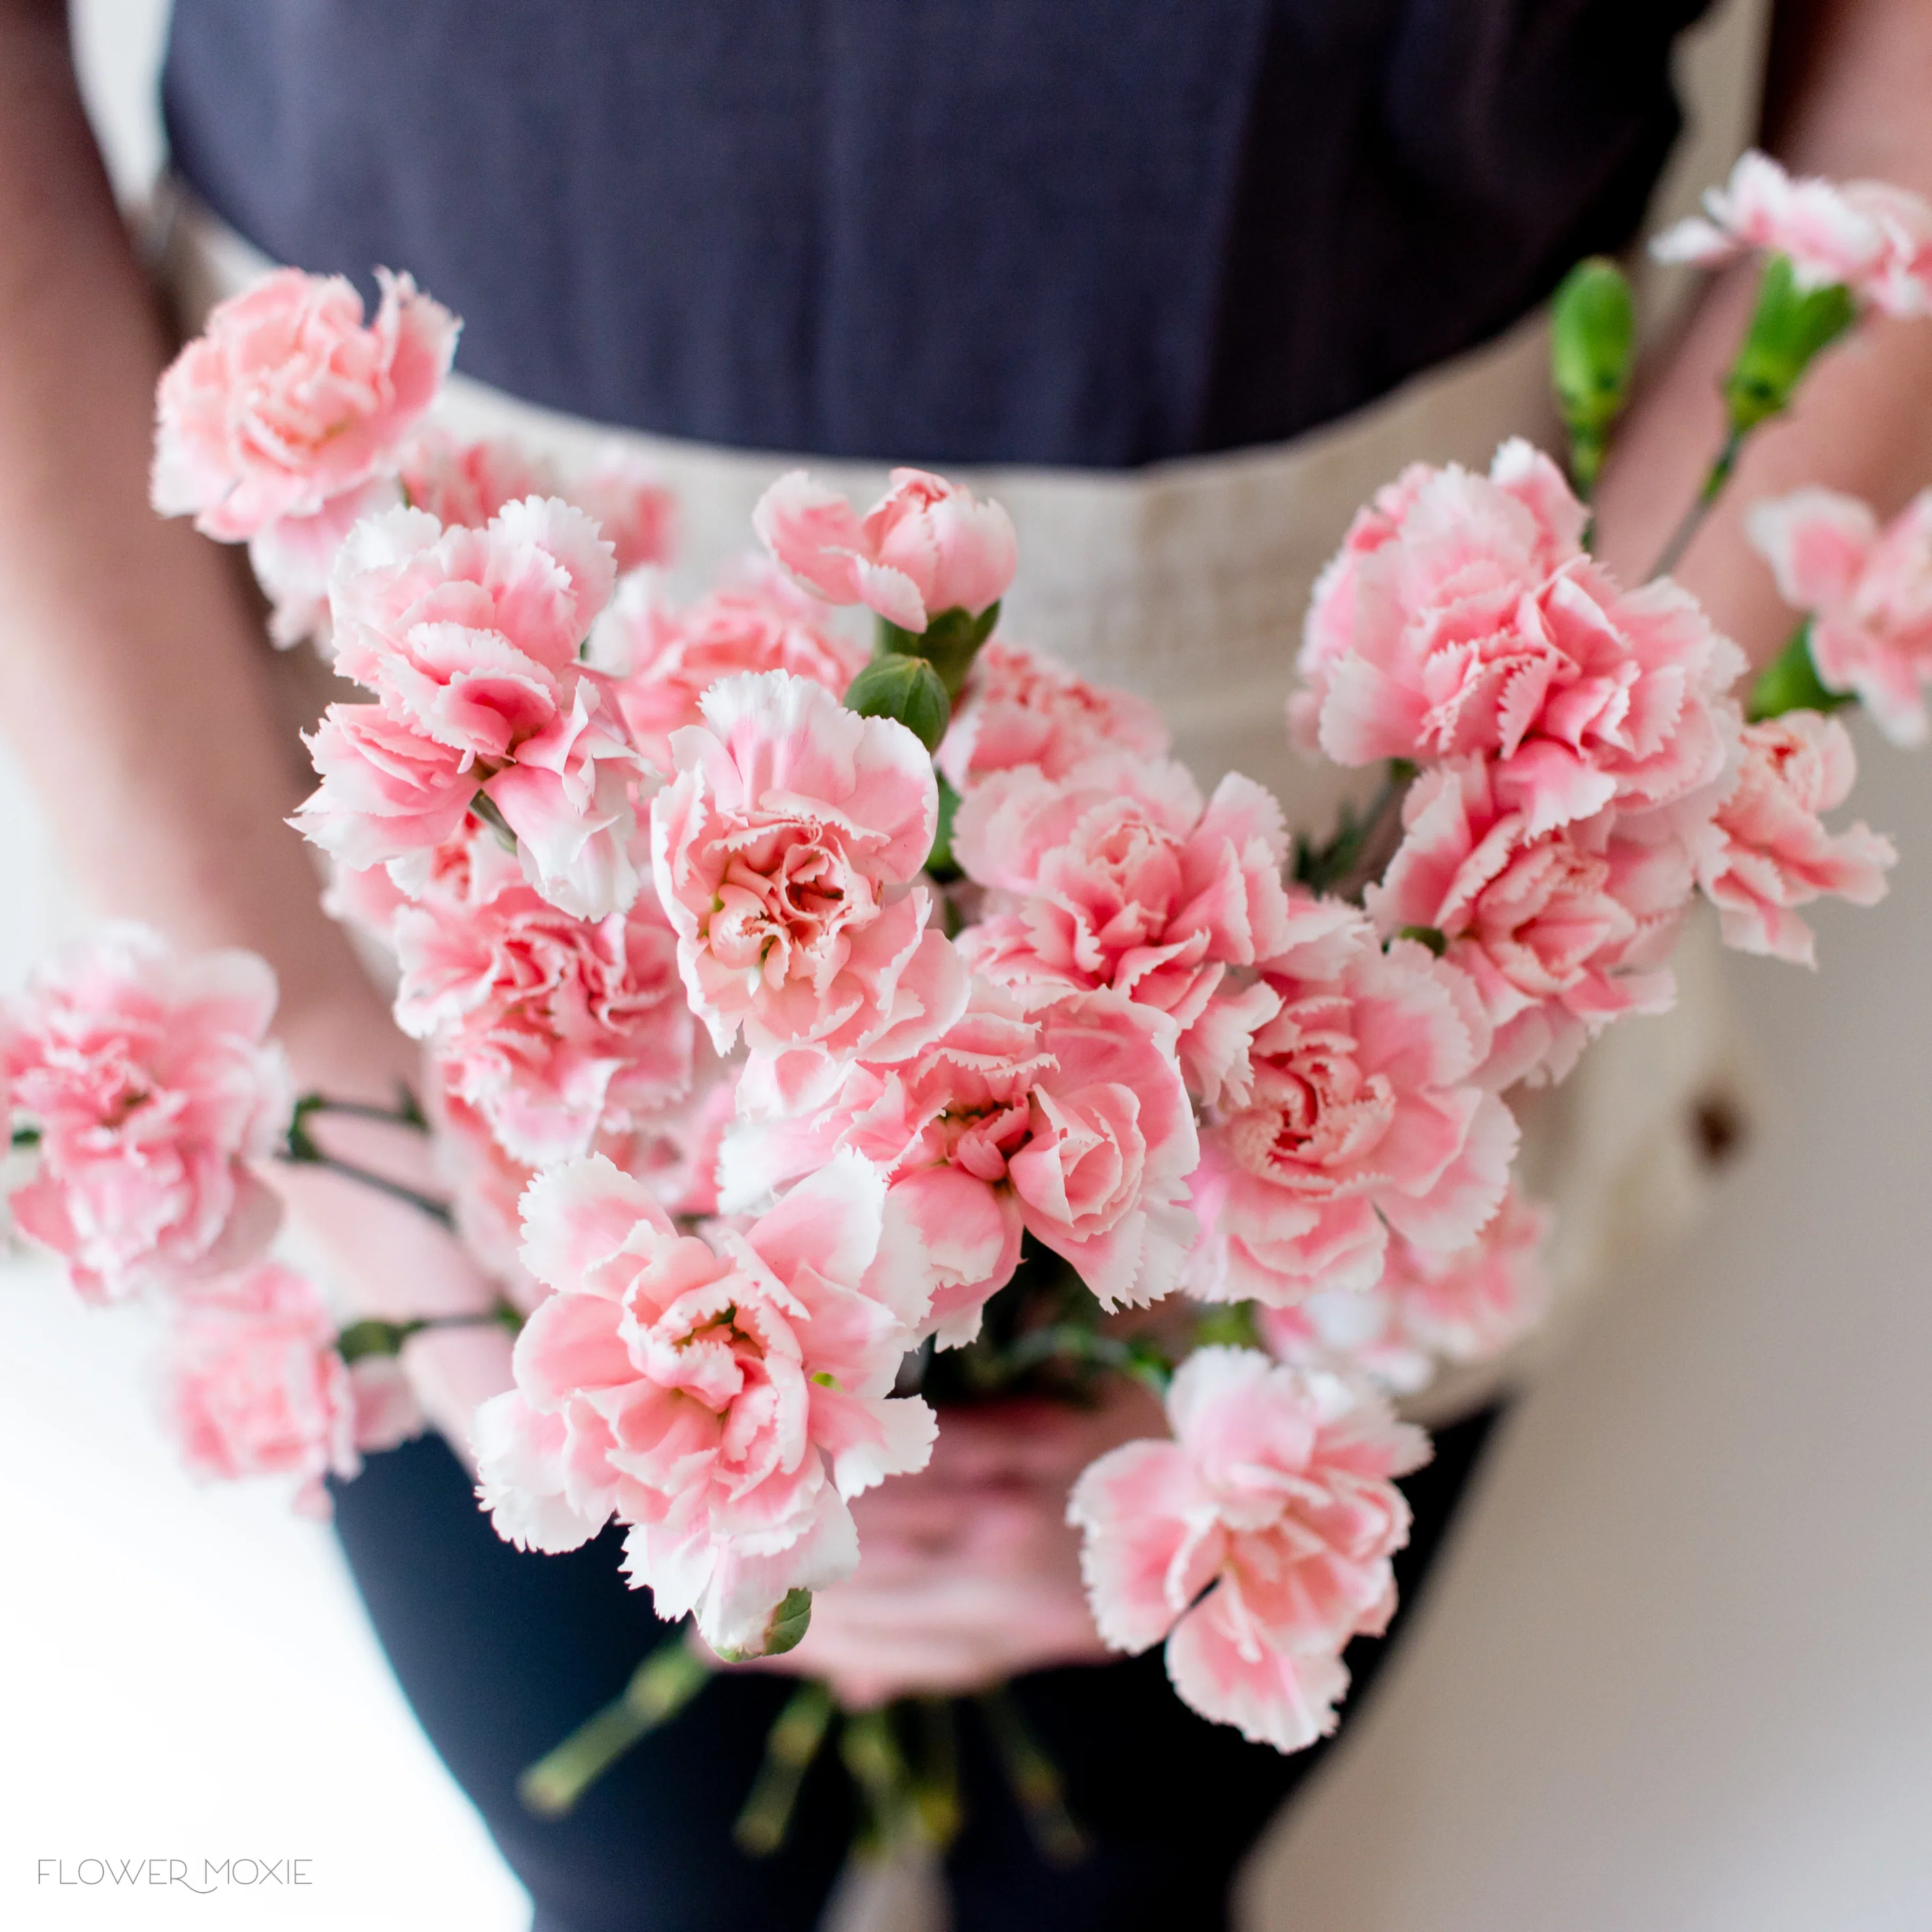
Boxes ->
[160,5,1711,1924]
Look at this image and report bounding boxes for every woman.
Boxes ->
[2,4,1930,1928]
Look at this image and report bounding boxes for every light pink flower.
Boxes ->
[565,454,678,575]
[437,1050,737,1308]
[1695,712,1894,965]
[1291,440,1584,752]
[393,833,694,1167]
[473,1148,936,1654]
[604,573,867,772]
[1653,150,1932,317]
[328,498,616,717]
[755,468,1016,633]
[1068,1347,1428,1753]
[1748,488,1932,746]
[1257,1186,1552,1394]
[160,1263,357,1517]
[347,1352,427,1454]
[1188,918,1518,1307]
[953,751,1298,1104]
[937,641,1170,791]
[650,669,958,1061]
[153,268,458,541]
[246,475,401,650]
[1298,441,1745,836]
[1366,761,1690,1087]
[435,1087,543,1296]
[724,982,1201,1336]
[293,499,646,916]
[5,926,292,1303]
[399,430,675,574]
[297,703,480,874]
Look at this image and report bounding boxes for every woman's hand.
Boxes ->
[733,1378,1165,1708]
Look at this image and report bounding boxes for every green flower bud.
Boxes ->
[877,600,1001,699]
[1550,257,1635,493]
[1723,253,1856,440]
[844,654,951,752]
[714,1587,815,1664]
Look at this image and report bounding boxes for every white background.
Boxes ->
[3,3,1929,1930]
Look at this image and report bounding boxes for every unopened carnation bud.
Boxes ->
[715,1588,814,1664]
[1724,253,1856,437]
[879,601,1001,700]
[845,654,951,752]
[1550,257,1634,494]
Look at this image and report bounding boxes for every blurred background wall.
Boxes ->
[3,4,1928,1929]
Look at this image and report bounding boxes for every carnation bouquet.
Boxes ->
[7,149,1929,1859]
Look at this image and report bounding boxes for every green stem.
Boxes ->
[517,1639,713,1818]
[293,1086,430,1133]
[336,1305,522,1364]
[973,1687,1090,1868]
[994,1323,1174,1397]
[909,1697,963,1853]
[1651,428,1743,579]
[732,1681,836,1857]
[275,1144,455,1230]
[1296,759,1416,901]
[840,1706,919,1857]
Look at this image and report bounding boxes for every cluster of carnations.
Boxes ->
[6,150,1929,1762]
[0,927,421,1515]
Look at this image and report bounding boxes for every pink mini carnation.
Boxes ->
[953,751,1299,1103]
[937,641,1170,791]
[565,455,678,575]
[1188,916,1518,1307]
[755,468,1016,633]
[393,828,694,1167]
[399,430,675,574]
[293,498,646,917]
[247,475,402,650]
[5,926,293,1303]
[1695,711,1895,965]
[723,982,1201,1338]
[473,1148,937,1655]
[1297,441,1745,837]
[1653,150,1932,317]
[1366,760,1692,1087]
[604,573,867,772]
[1257,1186,1552,1394]
[650,669,959,1062]
[438,1050,738,1305]
[153,268,458,541]
[160,1263,359,1517]
[1068,1347,1428,1754]
[1748,488,1932,746]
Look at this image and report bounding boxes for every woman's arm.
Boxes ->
[1594,0,1932,657]
[0,0,508,1439]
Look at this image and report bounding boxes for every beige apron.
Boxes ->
[148,95,1759,1419]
